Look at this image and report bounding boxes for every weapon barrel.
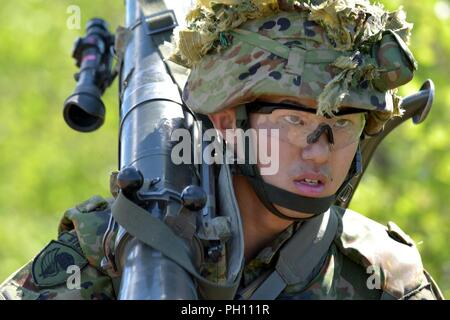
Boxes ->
[116,0,198,300]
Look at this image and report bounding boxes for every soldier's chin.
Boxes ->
[273,204,316,220]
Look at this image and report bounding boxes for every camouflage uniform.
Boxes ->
[0,195,443,300]
[0,0,444,300]
[0,196,117,300]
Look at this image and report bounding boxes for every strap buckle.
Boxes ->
[337,183,354,204]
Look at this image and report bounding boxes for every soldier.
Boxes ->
[0,0,445,300]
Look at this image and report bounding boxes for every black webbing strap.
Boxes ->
[245,173,337,218]
[112,192,241,299]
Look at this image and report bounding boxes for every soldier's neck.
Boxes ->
[233,175,293,262]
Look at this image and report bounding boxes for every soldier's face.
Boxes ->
[248,108,360,218]
[209,104,361,218]
[248,111,359,196]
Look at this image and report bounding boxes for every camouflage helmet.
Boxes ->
[171,0,417,136]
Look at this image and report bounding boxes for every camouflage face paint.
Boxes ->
[306,123,334,145]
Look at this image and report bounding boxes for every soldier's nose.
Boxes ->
[301,133,332,164]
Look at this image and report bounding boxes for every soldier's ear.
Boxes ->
[208,109,237,139]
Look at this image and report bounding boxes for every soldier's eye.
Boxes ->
[334,119,352,129]
[283,115,305,126]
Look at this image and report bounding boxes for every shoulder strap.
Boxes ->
[112,192,242,300]
[247,209,339,300]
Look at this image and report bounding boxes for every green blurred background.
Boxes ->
[0,0,449,298]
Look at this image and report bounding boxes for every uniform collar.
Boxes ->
[251,221,303,265]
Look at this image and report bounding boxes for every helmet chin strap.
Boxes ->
[236,163,337,221]
[233,105,363,221]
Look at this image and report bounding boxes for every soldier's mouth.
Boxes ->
[293,173,327,196]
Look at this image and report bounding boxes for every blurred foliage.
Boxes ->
[0,0,449,298]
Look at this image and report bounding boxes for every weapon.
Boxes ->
[63,0,211,299]
[63,18,116,132]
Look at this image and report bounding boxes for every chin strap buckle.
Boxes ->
[337,183,354,204]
